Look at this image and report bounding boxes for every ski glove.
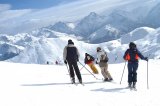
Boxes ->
[64,60,67,64]
[144,57,148,61]
[77,58,79,62]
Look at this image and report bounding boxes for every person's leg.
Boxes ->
[100,67,109,81]
[128,63,133,86]
[88,63,98,74]
[72,62,82,83]
[104,64,112,80]
[132,63,138,88]
[68,63,75,83]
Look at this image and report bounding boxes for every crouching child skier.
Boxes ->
[84,53,99,74]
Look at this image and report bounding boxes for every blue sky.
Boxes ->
[0,0,76,9]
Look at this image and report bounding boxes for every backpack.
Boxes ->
[100,52,109,62]
[90,55,95,61]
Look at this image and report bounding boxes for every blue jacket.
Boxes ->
[123,48,145,63]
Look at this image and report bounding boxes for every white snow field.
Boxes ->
[0,59,160,106]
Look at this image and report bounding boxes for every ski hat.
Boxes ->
[68,39,74,45]
[85,53,89,56]
[96,47,101,52]
[129,42,136,49]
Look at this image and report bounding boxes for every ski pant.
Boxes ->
[87,62,98,74]
[68,61,82,82]
[100,64,112,79]
[127,62,138,83]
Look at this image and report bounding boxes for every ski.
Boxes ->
[72,83,78,86]
[70,82,85,86]
[132,87,137,91]
[128,87,137,91]
[103,80,117,84]
[79,83,85,86]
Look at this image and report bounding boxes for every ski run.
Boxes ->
[0,59,160,106]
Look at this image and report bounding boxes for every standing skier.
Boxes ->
[63,39,82,84]
[96,47,113,81]
[84,53,99,74]
[123,42,148,88]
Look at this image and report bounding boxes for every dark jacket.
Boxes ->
[84,53,95,64]
[123,48,145,63]
[63,44,80,63]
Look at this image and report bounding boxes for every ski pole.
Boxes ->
[78,61,100,80]
[147,54,151,89]
[79,64,85,71]
[147,60,149,89]
[120,61,127,84]
[65,63,72,82]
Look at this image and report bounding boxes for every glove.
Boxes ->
[64,60,67,64]
[144,57,148,61]
[77,58,79,62]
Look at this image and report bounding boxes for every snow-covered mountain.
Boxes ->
[0,34,24,60]
[30,1,160,43]
[145,2,160,28]
[0,0,160,35]
[0,26,159,64]
[74,12,107,37]
[88,25,121,43]
[48,21,74,35]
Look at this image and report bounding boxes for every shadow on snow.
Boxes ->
[21,82,72,86]
[91,87,128,93]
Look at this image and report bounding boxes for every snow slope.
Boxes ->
[0,60,160,106]
[3,26,159,64]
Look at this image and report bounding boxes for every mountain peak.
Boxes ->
[88,12,98,17]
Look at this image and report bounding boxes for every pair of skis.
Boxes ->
[128,86,137,91]
[71,82,84,86]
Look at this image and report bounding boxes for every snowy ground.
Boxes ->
[0,60,160,106]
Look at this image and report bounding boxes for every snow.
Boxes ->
[121,27,155,44]
[0,26,159,64]
[67,23,76,29]
[0,60,160,106]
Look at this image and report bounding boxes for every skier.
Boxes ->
[84,53,99,74]
[123,42,148,89]
[63,39,82,84]
[55,61,58,65]
[96,47,113,81]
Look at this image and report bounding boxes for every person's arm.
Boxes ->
[76,47,80,61]
[84,56,87,64]
[137,49,148,61]
[97,52,101,63]
[63,46,67,61]
[123,49,128,60]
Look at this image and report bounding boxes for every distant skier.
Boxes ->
[84,53,99,74]
[55,61,58,65]
[123,42,148,88]
[96,47,113,81]
[63,39,82,84]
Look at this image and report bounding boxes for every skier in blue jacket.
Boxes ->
[123,42,148,88]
